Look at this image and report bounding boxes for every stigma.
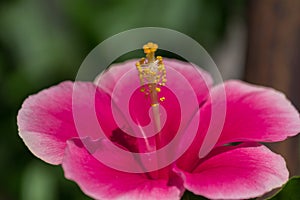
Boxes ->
[135,42,166,105]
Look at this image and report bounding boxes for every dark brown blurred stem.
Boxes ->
[245,0,300,176]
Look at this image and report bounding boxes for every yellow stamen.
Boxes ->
[135,42,167,101]
[159,97,165,102]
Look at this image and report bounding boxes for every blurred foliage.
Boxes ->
[0,0,245,199]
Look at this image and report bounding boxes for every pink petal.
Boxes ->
[190,80,300,160]
[62,139,182,200]
[177,80,300,169]
[17,81,110,164]
[162,58,213,103]
[213,80,300,145]
[94,59,135,95]
[175,144,289,199]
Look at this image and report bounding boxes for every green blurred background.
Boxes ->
[1,0,299,199]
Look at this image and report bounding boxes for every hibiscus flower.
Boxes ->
[17,43,300,199]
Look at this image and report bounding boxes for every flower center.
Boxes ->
[135,42,167,106]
